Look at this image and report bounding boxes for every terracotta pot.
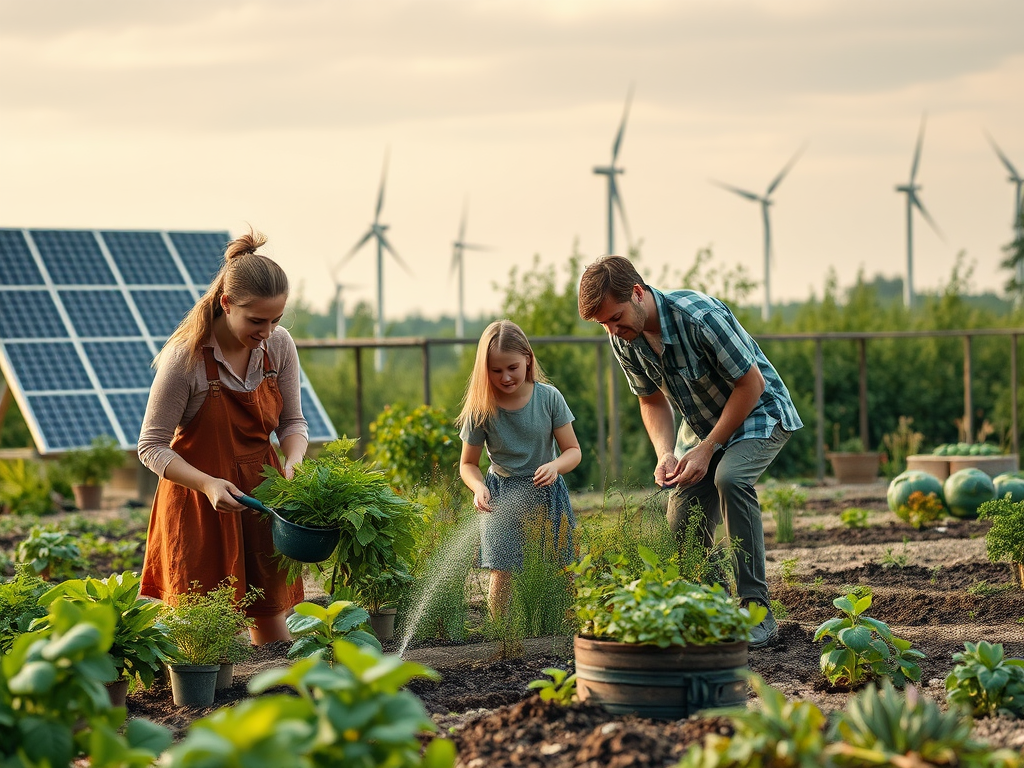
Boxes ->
[573,635,749,720]
[106,677,129,707]
[72,483,103,510]
[826,452,883,484]
[369,608,398,642]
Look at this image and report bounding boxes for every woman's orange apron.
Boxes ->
[140,346,303,615]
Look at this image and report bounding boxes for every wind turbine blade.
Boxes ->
[986,132,1022,181]
[610,178,633,248]
[461,243,491,252]
[710,179,762,203]
[909,113,926,183]
[611,84,634,163]
[910,192,945,242]
[458,198,468,243]
[335,229,375,272]
[449,244,461,279]
[766,141,808,197]
[378,233,414,275]
[375,148,390,223]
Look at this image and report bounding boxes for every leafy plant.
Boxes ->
[762,481,807,544]
[16,525,85,579]
[839,507,870,528]
[0,597,172,767]
[0,568,49,653]
[0,458,53,516]
[253,437,419,592]
[828,680,1019,767]
[353,559,414,614]
[37,570,177,689]
[285,600,382,662]
[881,416,924,478]
[161,640,456,768]
[366,402,460,490]
[678,673,828,767]
[945,641,1024,718]
[575,488,679,579]
[56,434,125,486]
[978,496,1024,566]
[879,538,910,569]
[896,490,947,530]
[161,579,258,666]
[813,591,925,689]
[779,556,800,584]
[570,545,763,647]
[527,667,577,706]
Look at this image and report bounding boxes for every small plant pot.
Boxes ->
[826,452,883,484]
[215,663,233,691]
[168,664,219,707]
[106,677,129,707]
[270,508,341,563]
[73,483,103,511]
[369,608,398,642]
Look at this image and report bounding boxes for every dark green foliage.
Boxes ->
[366,402,460,489]
[56,434,125,485]
[285,600,381,662]
[978,495,1024,565]
[0,569,48,653]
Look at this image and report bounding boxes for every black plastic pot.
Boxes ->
[235,494,341,563]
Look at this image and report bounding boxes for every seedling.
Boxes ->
[527,667,577,706]
[839,507,870,529]
[779,556,800,585]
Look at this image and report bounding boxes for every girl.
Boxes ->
[138,228,307,645]
[456,319,581,618]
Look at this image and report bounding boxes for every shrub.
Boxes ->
[16,526,85,579]
[161,579,259,666]
[366,403,460,490]
[0,458,53,516]
[978,496,1024,566]
[56,434,125,486]
[945,641,1024,718]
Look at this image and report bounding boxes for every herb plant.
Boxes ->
[527,667,577,706]
[761,481,807,544]
[285,600,382,662]
[945,641,1024,718]
[161,640,456,768]
[0,569,49,653]
[16,526,85,579]
[571,545,763,647]
[161,579,258,666]
[814,592,925,689]
[978,496,1024,567]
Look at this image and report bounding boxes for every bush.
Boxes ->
[366,403,460,490]
[978,496,1024,566]
[0,459,53,516]
[56,434,125,486]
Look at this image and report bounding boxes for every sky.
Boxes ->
[2,0,1023,330]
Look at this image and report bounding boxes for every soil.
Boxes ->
[110,482,1024,763]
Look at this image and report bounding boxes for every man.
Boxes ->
[578,255,803,647]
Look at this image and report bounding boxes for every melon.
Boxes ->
[886,470,946,528]
[993,472,1024,503]
[943,468,997,519]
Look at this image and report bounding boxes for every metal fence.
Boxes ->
[294,327,1024,483]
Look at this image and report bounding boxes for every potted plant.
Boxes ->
[826,435,884,484]
[36,570,177,706]
[353,560,414,642]
[161,579,256,706]
[569,545,763,720]
[56,434,125,510]
[251,437,419,593]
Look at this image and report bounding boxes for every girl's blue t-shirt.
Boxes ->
[459,381,574,477]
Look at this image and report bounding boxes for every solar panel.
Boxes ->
[0,227,338,453]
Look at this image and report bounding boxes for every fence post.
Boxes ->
[815,338,825,482]
[963,335,973,442]
[595,345,607,490]
[422,341,431,406]
[354,347,364,454]
[609,358,621,481]
[858,338,869,449]
[1013,335,1020,457]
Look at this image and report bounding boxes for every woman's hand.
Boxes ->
[283,455,303,480]
[204,478,245,513]
[473,486,493,512]
[533,462,559,488]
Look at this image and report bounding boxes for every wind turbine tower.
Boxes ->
[987,133,1024,292]
[450,199,489,340]
[593,87,634,256]
[710,143,806,321]
[895,114,943,309]
[335,151,412,371]
[329,280,360,340]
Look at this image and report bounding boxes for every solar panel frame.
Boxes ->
[0,227,337,453]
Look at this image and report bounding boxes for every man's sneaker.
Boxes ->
[747,604,779,649]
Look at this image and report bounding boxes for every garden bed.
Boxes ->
[100,480,1024,764]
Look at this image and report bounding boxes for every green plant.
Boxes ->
[0,569,49,653]
[56,434,125,486]
[678,673,828,767]
[881,416,924,478]
[576,488,679,580]
[779,556,800,584]
[879,538,910,569]
[828,680,1019,767]
[527,667,577,706]
[978,496,1024,566]
[0,597,172,767]
[161,640,455,768]
[161,579,258,666]
[16,525,86,579]
[365,402,461,490]
[813,591,925,689]
[945,641,1024,718]
[761,481,807,544]
[570,545,763,647]
[839,507,870,528]
[0,458,54,516]
[967,580,1013,597]
[37,570,177,689]
[285,600,382,662]
[252,437,419,591]
[353,559,414,614]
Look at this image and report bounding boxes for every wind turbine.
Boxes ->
[987,134,1024,296]
[334,150,411,371]
[895,114,943,309]
[328,279,361,340]
[593,87,633,256]
[710,143,806,321]
[449,198,489,340]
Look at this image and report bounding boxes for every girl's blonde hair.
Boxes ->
[154,228,288,369]
[456,319,548,429]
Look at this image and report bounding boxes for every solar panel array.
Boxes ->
[0,228,337,453]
